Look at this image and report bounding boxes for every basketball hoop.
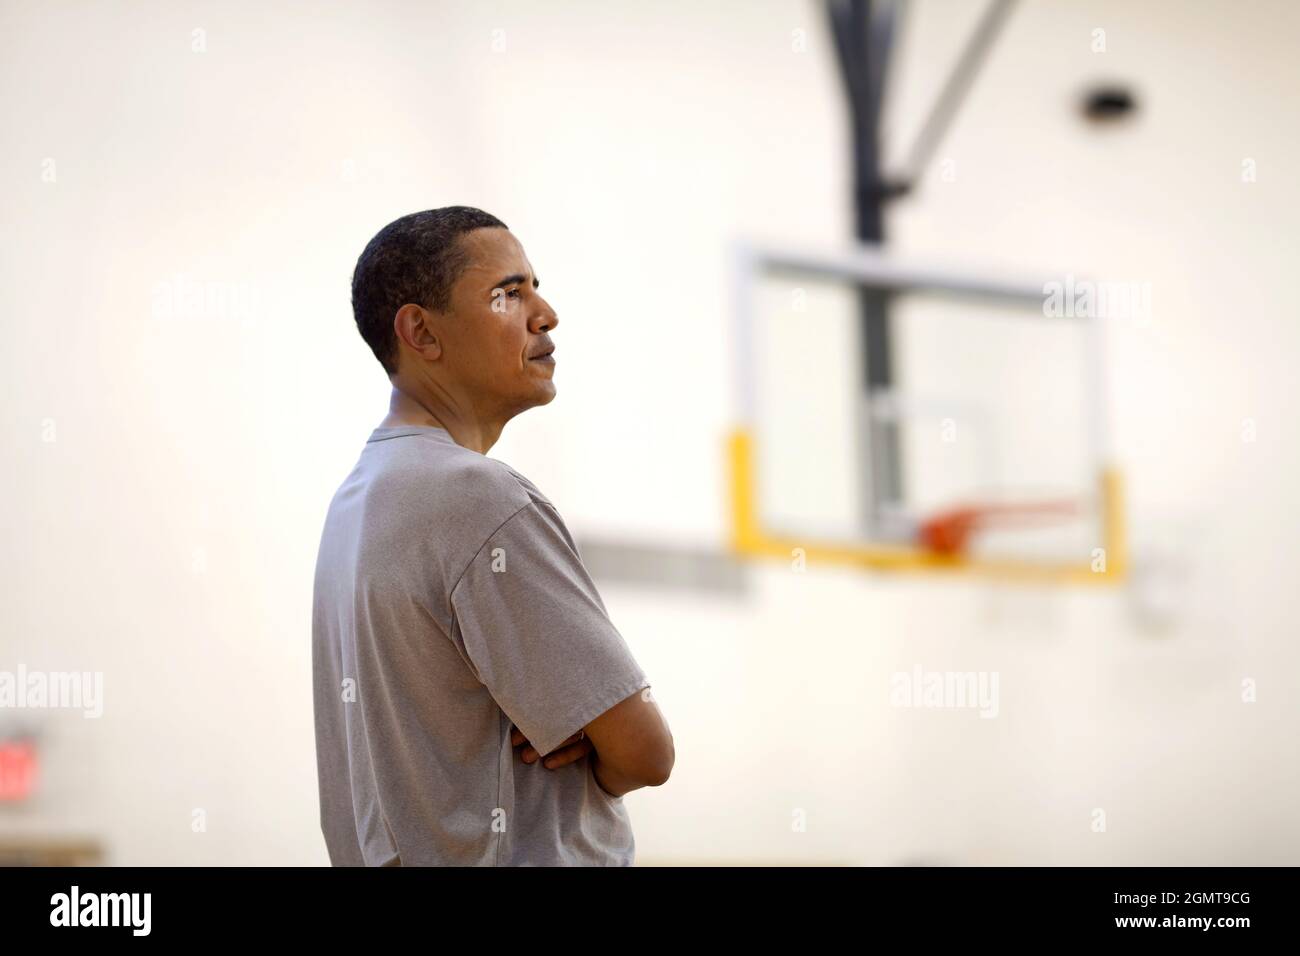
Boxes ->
[917,499,1081,557]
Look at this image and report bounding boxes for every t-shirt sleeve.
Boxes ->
[448,499,650,758]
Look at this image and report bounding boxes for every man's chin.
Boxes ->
[517,383,557,410]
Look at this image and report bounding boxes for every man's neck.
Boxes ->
[380,387,503,455]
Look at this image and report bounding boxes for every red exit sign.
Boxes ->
[0,741,37,801]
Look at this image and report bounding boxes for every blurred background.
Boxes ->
[1,0,1297,865]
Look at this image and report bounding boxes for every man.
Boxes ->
[312,206,674,866]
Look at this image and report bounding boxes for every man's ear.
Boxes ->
[393,303,443,361]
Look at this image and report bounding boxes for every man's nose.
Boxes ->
[532,299,559,332]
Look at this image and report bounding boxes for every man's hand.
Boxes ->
[511,724,593,770]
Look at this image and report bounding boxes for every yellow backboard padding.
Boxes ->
[727,427,1126,585]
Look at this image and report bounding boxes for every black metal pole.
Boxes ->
[829,0,903,529]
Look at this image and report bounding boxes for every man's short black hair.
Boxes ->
[351,206,508,374]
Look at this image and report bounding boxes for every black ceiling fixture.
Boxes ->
[1081,84,1138,121]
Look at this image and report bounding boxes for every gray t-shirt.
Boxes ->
[312,424,650,866]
